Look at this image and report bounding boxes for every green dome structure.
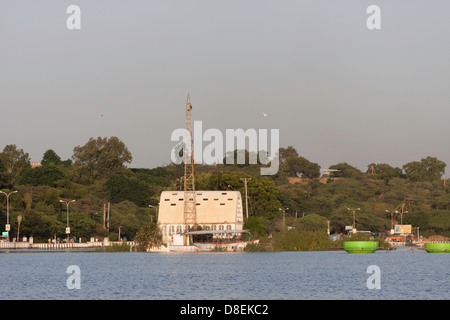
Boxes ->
[343,241,379,253]
[424,242,450,253]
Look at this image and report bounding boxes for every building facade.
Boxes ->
[158,190,244,243]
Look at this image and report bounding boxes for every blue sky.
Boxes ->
[1,1,449,171]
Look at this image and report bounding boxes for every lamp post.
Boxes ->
[385,209,399,232]
[17,215,22,242]
[279,207,289,227]
[240,178,251,220]
[347,207,360,231]
[60,199,75,243]
[0,190,18,241]
[399,209,407,225]
[149,205,158,222]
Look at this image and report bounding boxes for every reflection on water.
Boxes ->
[0,249,448,300]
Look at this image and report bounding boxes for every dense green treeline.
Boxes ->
[0,138,449,244]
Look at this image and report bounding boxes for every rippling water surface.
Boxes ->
[0,249,448,300]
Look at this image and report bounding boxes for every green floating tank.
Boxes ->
[424,242,450,253]
[343,241,379,254]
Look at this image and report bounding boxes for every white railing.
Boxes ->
[0,241,135,250]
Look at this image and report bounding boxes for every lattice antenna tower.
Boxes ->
[183,94,197,230]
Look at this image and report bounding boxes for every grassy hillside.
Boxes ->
[1,144,448,243]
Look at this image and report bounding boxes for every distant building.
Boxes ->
[31,162,42,169]
[158,190,245,243]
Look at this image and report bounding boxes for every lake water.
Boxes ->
[0,249,448,300]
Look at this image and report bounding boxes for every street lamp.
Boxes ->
[240,178,251,219]
[60,199,75,243]
[347,207,360,231]
[0,190,18,241]
[17,215,22,242]
[385,209,399,231]
[279,207,289,227]
[149,205,159,222]
[399,209,408,225]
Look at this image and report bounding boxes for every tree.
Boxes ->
[285,156,320,178]
[0,145,31,187]
[134,221,163,251]
[131,167,173,187]
[201,171,281,219]
[278,146,299,165]
[223,149,262,167]
[105,174,152,206]
[18,164,65,187]
[0,158,7,188]
[403,156,446,182]
[276,146,321,179]
[41,149,62,166]
[328,162,362,178]
[72,137,132,178]
[367,163,403,179]
[244,216,268,237]
[293,213,328,232]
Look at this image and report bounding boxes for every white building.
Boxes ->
[158,190,245,243]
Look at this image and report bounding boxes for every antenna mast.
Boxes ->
[183,94,197,230]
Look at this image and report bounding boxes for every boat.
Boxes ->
[168,229,259,252]
[424,242,450,253]
[411,241,425,247]
[343,241,379,253]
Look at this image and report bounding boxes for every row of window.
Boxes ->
[168,192,230,196]
[164,198,234,202]
[168,203,228,206]
[161,224,233,236]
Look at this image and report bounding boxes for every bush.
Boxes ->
[134,222,163,251]
[18,165,64,187]
[272,229,331,251]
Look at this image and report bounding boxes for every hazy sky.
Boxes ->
[1,1,449,172]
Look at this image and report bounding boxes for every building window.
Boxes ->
[203,198,208,201]
[176,225,182,233]
[222,192,227,195]
[214,198,219,201]
[162,225,167,236]
[226,225,232,230]
[220,203,225,206]
[171,203,176,206]
[169,225,175,236]
[212,225,217,230]
[219,225,224,230]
